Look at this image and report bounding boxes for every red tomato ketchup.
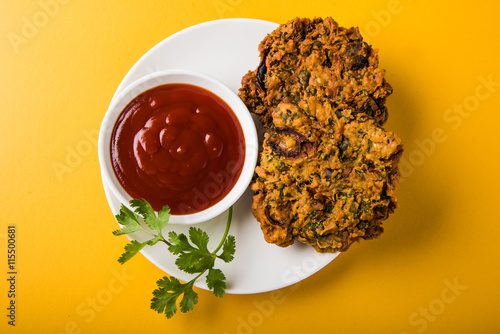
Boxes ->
[110,83,245,214]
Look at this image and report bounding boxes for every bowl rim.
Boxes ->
[98,69,258,224]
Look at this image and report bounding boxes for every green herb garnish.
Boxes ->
[113,199,235,319]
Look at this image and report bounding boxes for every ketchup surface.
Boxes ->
[110,83,245,214]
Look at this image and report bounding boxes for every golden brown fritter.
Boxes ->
[239,17,403,253]
[239,17,393,126]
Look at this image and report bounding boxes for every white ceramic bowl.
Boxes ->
[98,69,258,224]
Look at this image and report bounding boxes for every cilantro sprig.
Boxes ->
[113,199,236,318]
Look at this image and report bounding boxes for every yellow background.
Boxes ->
[1,0,499,333]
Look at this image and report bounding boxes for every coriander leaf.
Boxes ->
[175,251,215,274]
[151,276,198,319]
[115,204,140,226]
[147,234,162,246]
[118,240,147,264]
[188,227,210,254]
[130,199,155,221]
[130,199,169,233]
[114,199,237,319]
[218,234,236,263]
[179,282,198,313]
[157,205,170,226]
[112,225,142,236]
[206,268,227,297]
[151,276,183,319]
[168,231,196,254]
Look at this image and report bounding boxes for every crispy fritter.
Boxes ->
[239,17,403,253]
[239,17,393,126]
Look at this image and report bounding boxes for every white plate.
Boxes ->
[102,18,339,294]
